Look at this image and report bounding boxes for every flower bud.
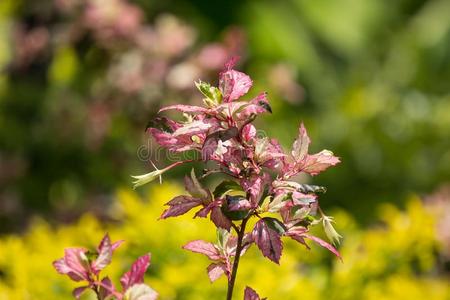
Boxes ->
[131,164,173,189]
[322,215,342,246]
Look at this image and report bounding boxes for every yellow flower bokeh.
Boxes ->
[0,184,448,300]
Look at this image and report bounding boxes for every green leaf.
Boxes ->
[213,180,244,198]
[295,215,316,228]
[260,195,272,212]
[257,100,272,113]
[185,168,209,199]
[195,80,222,106]
[145,117,174,133]
[296,184,327,194]
[221,195,250,220]
[292,206,311,219]
[262,217,287,235]
[273,181,327,194]
[216,228,230,250]
[268,194,289,213]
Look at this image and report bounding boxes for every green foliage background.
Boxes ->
[0,0,449,298]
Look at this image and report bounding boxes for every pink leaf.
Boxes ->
[253,138,286,167]
[285,227,310,250]
[93,234,113,273]
[182,240,221,261]
[201,133,220,161]
[301,150,341,176]
[227,197,252,211]
[224,56,239,70]
[252,219,283,264]
[53,258,73,275]
[120,254,151,291]
[219,68,253,102]
[98,277,115,299]
[225,234,253,257]
[304,234,342,260]
[244,286,265,300]
[286,123,340,177]
[236,92,272,119]
[210,206,232,230]
[172,120,213,137]
[111,240,125,251]
[72,286,88,299]
[291,123,310,162]
[201,127,239,161]
[159,104,209,114]
[241,124,256,142]
[160,196,202,219]
[53,248,89,282]
[242,177,264,206]
[149,128,184,151]
[206,263,226,282]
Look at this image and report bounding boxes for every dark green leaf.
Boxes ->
[295,215,315,227]
[213,180,243,198]
[221,195,250,220]
[258,100,272,113]
[145,117,173,133]
[263,217,287,235]
[296,184,327,194]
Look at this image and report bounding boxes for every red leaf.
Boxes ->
[98,277,115,299]
[72,286,88,299]
[304,234,342,260]
[244,286,264,300]
[194,203,213,218]
[160,196,201,219]
[210,206,232,230]
[285,227,310,250]
[159,104,209,114]
[252,219,283,264]
[182,240,221,261]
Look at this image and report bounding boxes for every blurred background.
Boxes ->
[0,0,449,299]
